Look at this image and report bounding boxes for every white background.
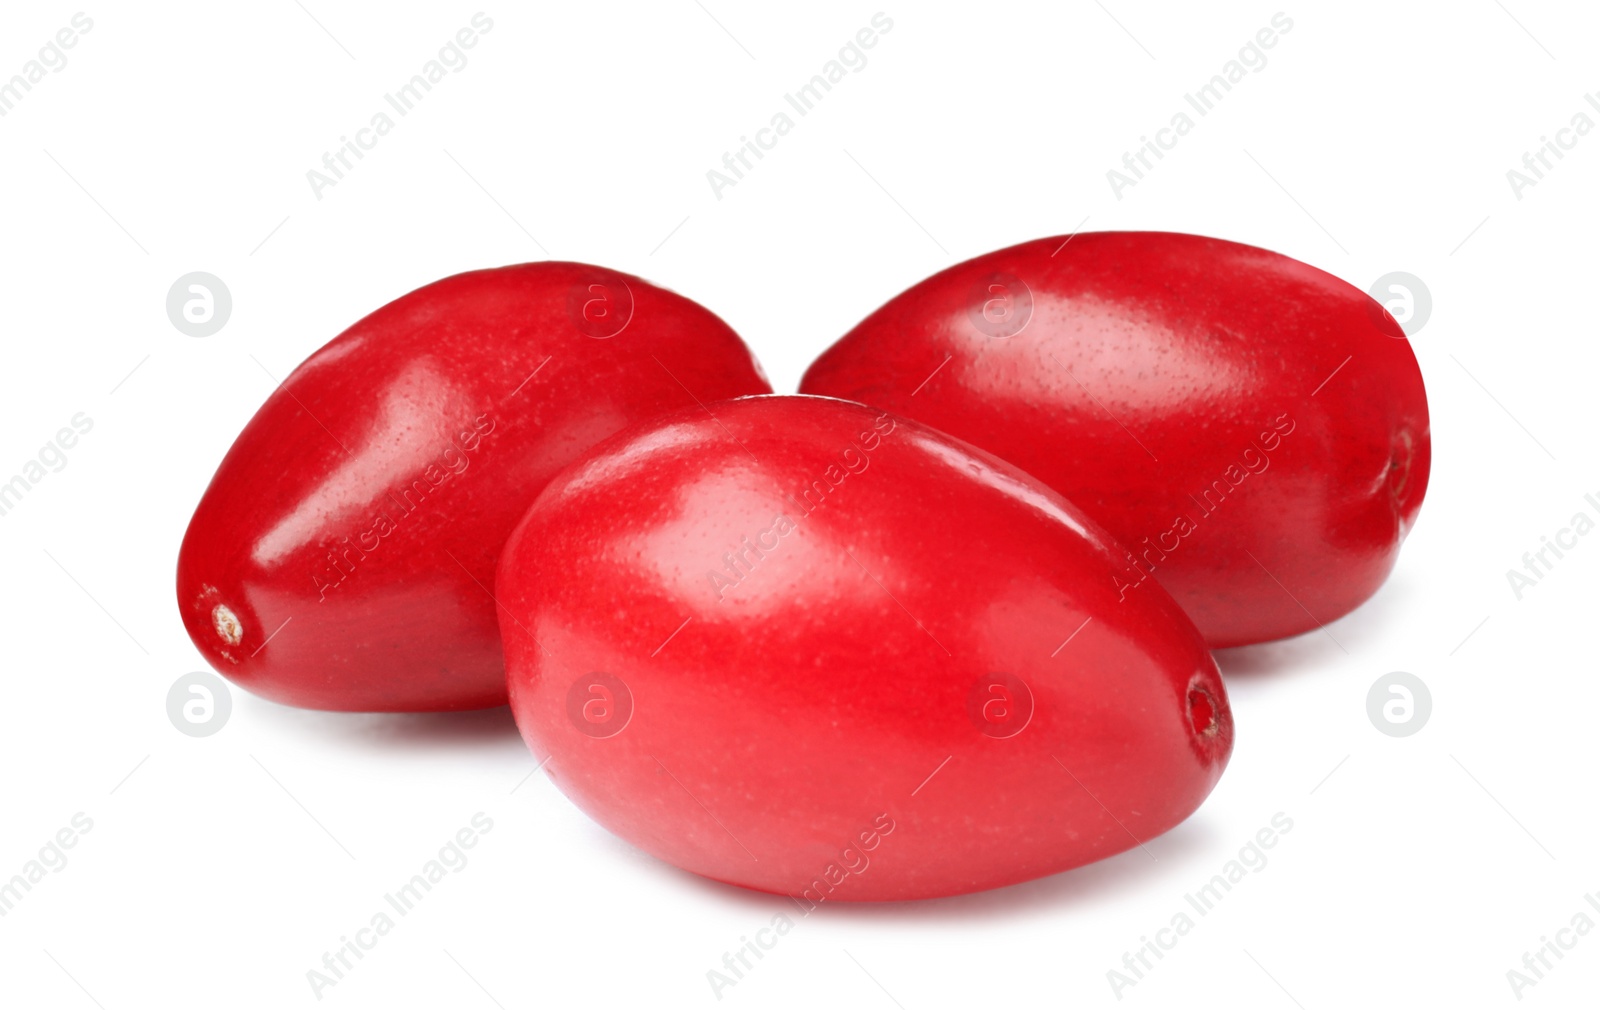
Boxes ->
[1,2,1596,1007]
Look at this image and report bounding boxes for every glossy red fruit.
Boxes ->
[801,231,1430,647]
[177,263,770,711]
[497,394,1231,901]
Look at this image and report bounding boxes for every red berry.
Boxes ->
[497,395,1232,900]
[802,232,1430,646]
[177,263,770,711]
